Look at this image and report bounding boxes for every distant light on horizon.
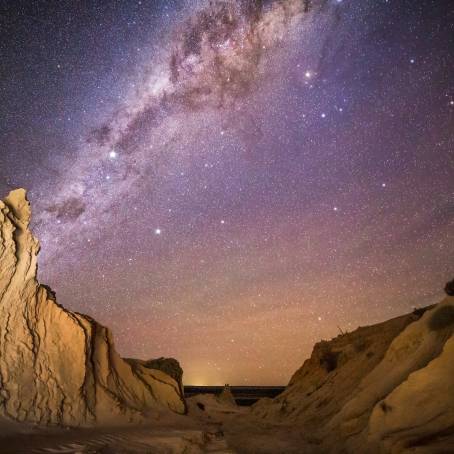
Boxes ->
[6,0,451,387]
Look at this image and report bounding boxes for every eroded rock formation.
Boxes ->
[253,295,454,452]
[0,189,186,426]
[217,385,237,407]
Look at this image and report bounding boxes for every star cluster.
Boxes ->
[0,0,453,384]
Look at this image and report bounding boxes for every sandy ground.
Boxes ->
[0,396,313,454]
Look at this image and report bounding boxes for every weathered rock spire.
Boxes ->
[0,189,185,426]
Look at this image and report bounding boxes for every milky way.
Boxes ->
[1,0,453,384]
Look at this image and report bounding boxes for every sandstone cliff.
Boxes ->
[0,189,186,427]
[253,295,454,453]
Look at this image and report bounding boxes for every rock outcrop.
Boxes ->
[217,385,237,407]
[253,295,454,453]
[0,189,186,427]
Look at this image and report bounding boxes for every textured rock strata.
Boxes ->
[0,189,186,426]
[253,297,454,452]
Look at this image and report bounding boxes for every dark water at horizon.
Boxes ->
[184,386,285,406]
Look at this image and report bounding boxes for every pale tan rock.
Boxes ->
[0,189,186,426]
[253,297,454,452]
[252,309,419,429]
[217,385,237,407]
[367,297,454,452]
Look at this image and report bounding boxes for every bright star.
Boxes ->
[109,150,117,159]
[155,228,162,235]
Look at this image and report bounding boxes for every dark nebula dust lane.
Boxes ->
[0,0,453,384]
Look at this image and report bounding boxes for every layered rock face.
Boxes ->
[253,296,454,453]
[0,189,186,426]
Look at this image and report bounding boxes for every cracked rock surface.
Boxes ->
[0,189,186,427]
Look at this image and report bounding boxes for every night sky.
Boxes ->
[1,0,453,385]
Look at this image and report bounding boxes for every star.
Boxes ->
[2,0,450,388]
